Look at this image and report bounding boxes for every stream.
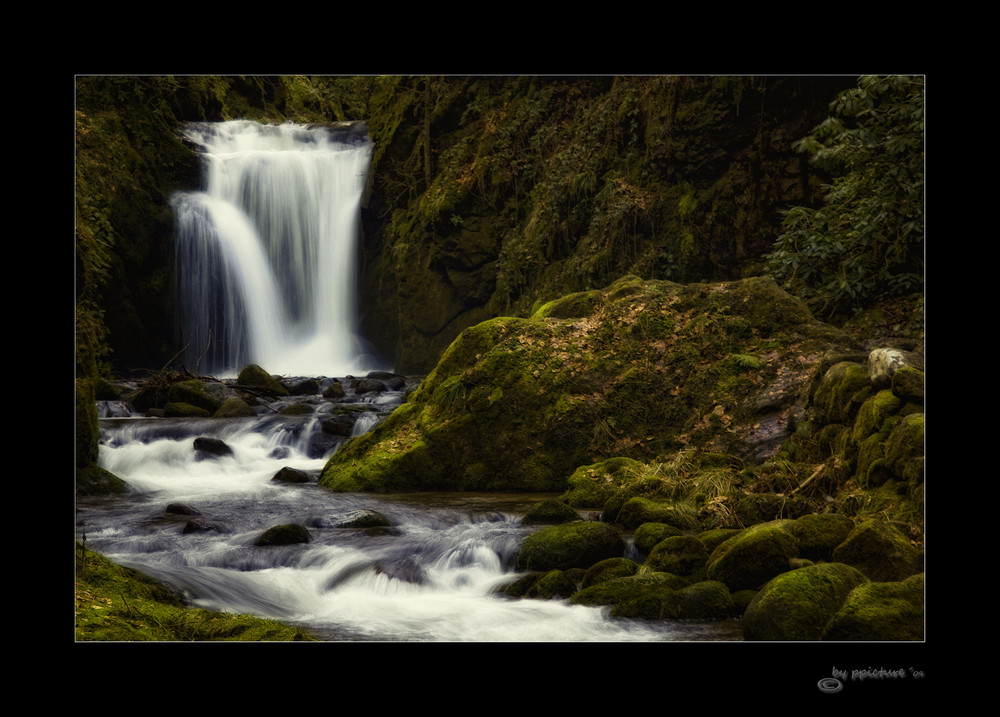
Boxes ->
[79,379,743,642]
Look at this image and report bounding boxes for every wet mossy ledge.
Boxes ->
[75,542,316,641]
[319,274,924,640]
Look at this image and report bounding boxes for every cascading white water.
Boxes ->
[171,120,382,378]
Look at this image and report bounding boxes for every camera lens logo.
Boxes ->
[817,677,843,694]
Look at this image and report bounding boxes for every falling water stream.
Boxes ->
[79,120,742,641]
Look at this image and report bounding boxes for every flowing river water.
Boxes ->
[80,381,743,642]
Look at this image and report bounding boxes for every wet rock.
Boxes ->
[165,502,201,516]
[254,523,311,546]
[272,467,311,483]
[193,436,233,458]
[335,510,394,529]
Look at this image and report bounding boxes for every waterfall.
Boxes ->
[171,120,382,378]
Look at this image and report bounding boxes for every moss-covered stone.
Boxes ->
[742,562,870,640]
[515,521,625,571]
[884,412,924,485]
[821,573,924,640]
[523,569,579,600]
[633,522,683,553]
[706,520,799,591]
[614,496,693,530]
[568,571,690,612]
[580,557,642,588]
[521,499,582,525]
[790,513,855,561]
[811,361,870,425]
[237,364,289,396]
[215,396,257,417]
[832,518,921,582]
[644,535,710,578]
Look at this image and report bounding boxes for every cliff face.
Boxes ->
[357,76,855,373]
[75,75,855,376]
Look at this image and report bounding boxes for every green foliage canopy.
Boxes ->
[765,75,924,319]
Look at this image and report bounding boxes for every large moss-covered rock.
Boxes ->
[742,562,869,640]
[644,535,710,578]
[515,521,626,572]
[321,276,856,493]
[706,520,799,591]
[580,557,642,588]
[821,573,924,640]
[790,513,856,561]
[832,518,921,582]
[633,522,684,553]
[569,572,690,612]
[521,499,582,525]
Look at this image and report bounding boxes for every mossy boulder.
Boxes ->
[569,571,690,613]
[633,522,683,553]
[742,562,870,640]
[644,535,710,578]
[811,360,870,425]
[215,396,257,417]
[832,518,921,582]
[706,520,799,591]
[884,412,924,485]
[321,276,858,493]
[237,364,289,396]
[580,557,642,588]
[790,513,856,561]
[522,569,579,600]
[614,497,693,530]
[521,499,582,525]
[166,379,238,414]
[515,521,626,572]
[821,573,924,640]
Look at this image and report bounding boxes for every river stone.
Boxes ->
[515,521,625,571]
[272,467,311,483]
[254,523,311,546]
[335,510,394,529]
[193,436,233,457]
